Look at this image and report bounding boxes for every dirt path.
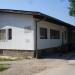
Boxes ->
[0,59,67,75]
[34,59,75,75]
[34,61,75,75]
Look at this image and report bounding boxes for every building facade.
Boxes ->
[0,9,74,58]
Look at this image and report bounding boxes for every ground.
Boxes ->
[0,52,75,75]
[0,59,67,75]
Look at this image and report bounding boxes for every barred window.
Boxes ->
[40,28,47,39]
[50,29,60,39]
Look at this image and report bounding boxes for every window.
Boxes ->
[8,29,12,40]
[50,29,60,39]
[0,29,12,40]
[0,50,3,54]
[0,29,6,40]
[64,31,67,40]
[40,28,47,39]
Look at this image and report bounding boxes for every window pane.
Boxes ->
[0,50,3,54]
[50,29,60,39]
[40,28,47,39]
[0,29,6,40]
[64,31,67,40]
[8,29,12,40]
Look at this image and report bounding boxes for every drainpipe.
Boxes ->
[35,19,42,58]
[34,16,47,58]
[35,21,38,58]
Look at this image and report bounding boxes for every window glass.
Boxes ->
[0,50,3,54]
[0,29,6,40]
[40,28,47,39]
[50,29,60,39]
[8,29,12,40]
[64,31,67,40]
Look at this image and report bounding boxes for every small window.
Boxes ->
[50,29,60,39]
[40,28,47,39]
[0,29,6,40]
[64,31,67,40]
[0,50,3,54]
[8,29,12,40]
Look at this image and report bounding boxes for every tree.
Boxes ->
[69,0,75,16]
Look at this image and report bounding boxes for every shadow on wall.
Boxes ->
[37,50,75,61]
[41,51,75,60]
[37,44,75,60]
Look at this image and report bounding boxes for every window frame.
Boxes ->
[0,50,3,54]
[8,29,12,40]
[40,27,48,39]
[64,31,67,40]
[50,29,60,39]
[0,29,6,40]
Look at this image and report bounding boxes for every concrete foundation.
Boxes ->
[0,49,34,58]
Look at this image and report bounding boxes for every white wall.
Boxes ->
[0,12,68,50]
[36,20,68,49]
[0,13,35,50]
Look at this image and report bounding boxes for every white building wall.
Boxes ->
[36,21,68,49]
[0,13,35,50]
[0,12,68,50]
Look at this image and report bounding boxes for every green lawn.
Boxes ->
[0,64,10,72]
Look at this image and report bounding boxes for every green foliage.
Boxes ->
[0,58,15,61]
[0,64,10,72]
[69,0,75,16]
[0,58,13,61]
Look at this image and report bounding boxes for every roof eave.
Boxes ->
[0,9,74,28]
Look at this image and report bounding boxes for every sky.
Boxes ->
[0,0,75,25]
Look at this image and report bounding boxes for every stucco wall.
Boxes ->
[0,13,35,50]
[0,13,68,50]
[36,20,68,49]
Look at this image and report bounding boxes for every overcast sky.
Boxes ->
[0,0,75,25]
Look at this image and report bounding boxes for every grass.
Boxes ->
[0,58,16,61]
[0,56,20,61]
[0,64,10,72]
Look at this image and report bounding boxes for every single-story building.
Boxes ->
[0,9,75,58]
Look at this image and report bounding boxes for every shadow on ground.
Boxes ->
[40,51,75,60]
